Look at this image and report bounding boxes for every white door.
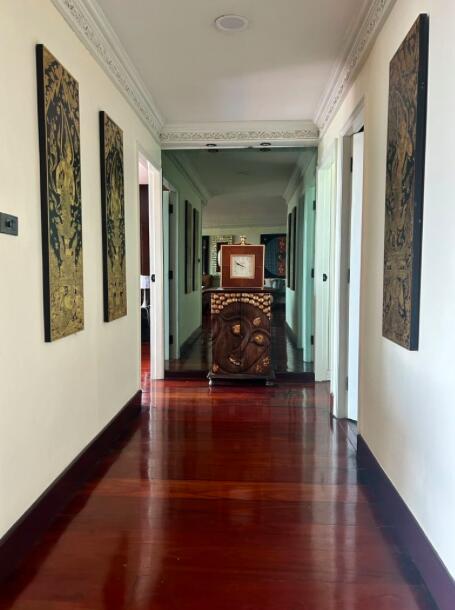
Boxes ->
[315,159,336,381]
[347,131,364,420]
[302,187,316,361]
[162,190,170,361]
[146,159,164,380]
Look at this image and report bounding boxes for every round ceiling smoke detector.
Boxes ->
[215,14,249,32]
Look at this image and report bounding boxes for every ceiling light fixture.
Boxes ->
[206,143,219,153]
[260,142,272,152]
[215,14,249,32]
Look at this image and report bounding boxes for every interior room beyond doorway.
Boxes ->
[160,147,318,380]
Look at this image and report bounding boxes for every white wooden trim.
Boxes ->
[314,0,396,135]
[52,0,163,140]
[138,149,164,380]
[160,121,319,149]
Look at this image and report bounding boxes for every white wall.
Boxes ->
[286,156,316,355]
[0,0,160,538]
[320,0,455,577]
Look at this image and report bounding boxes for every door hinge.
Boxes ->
[311,268,314,279]
[313,200,316,211]
[347,268,350,284]
[169,334,174,345]
[169,203,174,214]
[168,269,174,280]
[350,157,353,173]
[151,274,156,283]
[346,376,349,391]
[310,335,314,346]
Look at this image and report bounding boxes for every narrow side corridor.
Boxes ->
[0,382,435,610]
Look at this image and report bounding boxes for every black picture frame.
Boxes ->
[286,212,292,288]
[291,207,297,290]
[36,44,84,342]
[99,111,127,322]
[185,200,193,293]
[192,207,199,291]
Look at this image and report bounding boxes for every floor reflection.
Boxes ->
[0,380,435,610]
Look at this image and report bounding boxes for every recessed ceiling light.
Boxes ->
[215,14,249,32]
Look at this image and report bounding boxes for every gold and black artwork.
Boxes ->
[100,112,127,322]
[36,45,84,342]
[383,15,429,350]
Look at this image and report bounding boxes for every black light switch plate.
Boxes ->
[0,213,18,236]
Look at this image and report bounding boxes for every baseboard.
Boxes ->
[179,325,202,356]
[0,389,142,583]
[276,371,315,383]
[285,322,299,348]
[357,435,455,610]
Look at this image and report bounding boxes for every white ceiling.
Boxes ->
[168,148,315,228]
[96,0,370,124]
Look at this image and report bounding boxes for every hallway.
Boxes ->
[0,381,435,610]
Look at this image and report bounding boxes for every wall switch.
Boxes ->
[0,213,18,236]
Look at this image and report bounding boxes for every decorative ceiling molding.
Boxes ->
[283,151,315,204]
[165,152,209,205]
[160,121,319,149]
[51,0,164,141]
[314,0,397,135]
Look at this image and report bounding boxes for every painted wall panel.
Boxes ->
[0,0,160,537]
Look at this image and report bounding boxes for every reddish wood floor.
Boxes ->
[0,375,437,609]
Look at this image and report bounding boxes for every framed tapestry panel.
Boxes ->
[100,111,127,322]
[185,200,193,293]
[192,207,200,291]
[261,234,286,279]
[36,45,84,342]
[287,208,297,290]
[382,14,429,350]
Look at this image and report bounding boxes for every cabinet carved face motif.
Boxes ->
[212,301,272,375]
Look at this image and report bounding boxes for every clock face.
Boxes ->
[230,254,255,279]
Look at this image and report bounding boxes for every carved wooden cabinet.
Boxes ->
[208,289,275,386]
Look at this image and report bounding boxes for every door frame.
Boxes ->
[138,148,164,380]
[332,102,365,418]
[314,144,337,381]
[163,177,180,359]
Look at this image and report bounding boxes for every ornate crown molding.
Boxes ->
[164,152,210,204]
[160,121,319,149]
[52,0,164,141]
[315,0,397,135]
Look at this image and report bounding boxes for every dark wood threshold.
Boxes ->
[357,435,454,610]
[0,390,142,584]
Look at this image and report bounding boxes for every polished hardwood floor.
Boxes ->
[165,306,313,375]
[0,373,437,608]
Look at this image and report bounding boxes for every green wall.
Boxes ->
[285,154,316,359]
[162,153,203,354]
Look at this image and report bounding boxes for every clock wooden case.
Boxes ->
[220,244,265,288]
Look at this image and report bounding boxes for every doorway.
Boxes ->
[161,147,317,380]
[336,128,365,421]
[314,148,337,382]
[138,152,164,383]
